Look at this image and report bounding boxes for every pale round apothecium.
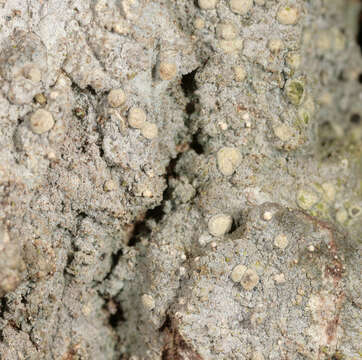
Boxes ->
[34,93,47,105]
[198,0,218,10]
[273,273,286,284]
[104,180,117,192]
[141,294,155,310]
[296,187,319,210]
[230,0,254,15]
[108,88,126,108]
[208,214,233,237]
[159,62,177,80]
[263,211,273,221]
[141,122,158,139]
[277,6,299,25]
[240,269,259,290]
[308,245,315,252]
[30,109,54,134]
[128,107,147,129]
[335,208,348,224]
[194,17,205,30]
[217,147,242,176]
[230,264,247,283]
[274,233,289,250]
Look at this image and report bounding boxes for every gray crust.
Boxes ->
[0,0,361,359]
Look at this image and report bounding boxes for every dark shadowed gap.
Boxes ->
[190,131,204,154]
[103,248,123,280]
[127,155,181,246]
[106,299,125,328]
[358,9,362,82]
[160,315,173,360]
[186,101,196,115]
[159,314,172,332]
[128,69,203,247]
[181,68,205,155]
[159,314,203,360]
[86,85,97,96]
[109,307,125,327]
[357,8,362,53]
[127,217,151,247]
[181,68,198,97]
[0,297,6,319]
[350,113,360,124]
[181,69,199,116]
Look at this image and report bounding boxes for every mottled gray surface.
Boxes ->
[0,0,361,359]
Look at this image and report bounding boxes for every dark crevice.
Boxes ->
[152,63,158,80]
[99,146,104,157]
[70,79,85,94]
[181,68,198,97]
[185,101,196,115]
[109,310,124,327]
[103,248,123,281]
[95,116,106,160]
[68,76,98,98]
[127,216,150,247]
[357,8,362,54]
[350,113,360,124]
[181,68,199,117]
[357,9,362,88]
[230,218,237,233]
[145,204,165,223]
[159,314,203,360]
[181,67,206,157]
[127,154,181,247]
[128,67,203,247]
[101,296,126,337]
[159,314,172,333]
[86,85,97,96]
[65,252,74,270]
[77,211,87,221]
[166,152,182,180]
[107,300,125,328]
[189,131,204,154]
[127,199,165,246]
[0,297,7,320]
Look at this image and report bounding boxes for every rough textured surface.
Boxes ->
[0,0,361,359]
